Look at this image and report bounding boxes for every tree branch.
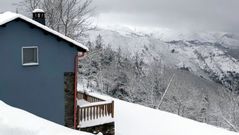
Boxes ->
[156,73,175,109]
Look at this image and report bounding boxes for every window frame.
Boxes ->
[22,46,39,66]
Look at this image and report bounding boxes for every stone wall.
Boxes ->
[64,72,75,128]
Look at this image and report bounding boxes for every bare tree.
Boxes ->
[218,88,239,131]
[16,0,94,40]
[15,0,41,14]
[156,74,175,109]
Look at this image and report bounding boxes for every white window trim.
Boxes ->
[22,46,39,66]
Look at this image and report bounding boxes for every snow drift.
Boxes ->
[0,100,92,135]
[1,92,239,135]
[83,91,239,135]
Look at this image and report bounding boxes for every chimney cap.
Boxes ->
[33,9,44,13]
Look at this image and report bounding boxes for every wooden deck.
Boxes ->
[76,91,114,128]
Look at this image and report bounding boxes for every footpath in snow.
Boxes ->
[87,91,239,135]
[0,100,92,135]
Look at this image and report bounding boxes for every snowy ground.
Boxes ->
[82,90,239,135]
[0,100,92,135]
[1,91,239,135]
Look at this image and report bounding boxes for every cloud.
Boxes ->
[0,0,22,12]
[1,0,238,33]
[93,0,239,33]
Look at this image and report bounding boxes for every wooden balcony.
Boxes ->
[76,91,114,128]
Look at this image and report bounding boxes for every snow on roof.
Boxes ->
[33,9,44,13]
[0,11,88,51]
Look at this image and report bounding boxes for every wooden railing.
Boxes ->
[78,101,114,121]
[77,91,104,103]
[77,91,114,128]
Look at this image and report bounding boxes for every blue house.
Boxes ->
[0,9,88,128]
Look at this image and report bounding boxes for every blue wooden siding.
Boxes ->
[0,20,78,125]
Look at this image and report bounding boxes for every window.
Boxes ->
[22,46,39,66]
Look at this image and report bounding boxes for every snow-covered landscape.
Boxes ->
[86,26,239,78]
[1,90,239,135]
[80,26,239,131]
[1,0,239,135]
[0,100,92,135]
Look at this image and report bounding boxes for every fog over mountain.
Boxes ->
[92,0,239,33]
[2,0,239,34]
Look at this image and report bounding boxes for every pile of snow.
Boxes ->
[32,9,44,13]
[0,100,92,135]
[82,90,239,135]
[80,116,114,129]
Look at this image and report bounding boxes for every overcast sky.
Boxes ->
[1,0,239,33]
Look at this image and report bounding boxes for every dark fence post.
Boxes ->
[83,92,87,101]
[77,106,80,129]
[112,101,114,118]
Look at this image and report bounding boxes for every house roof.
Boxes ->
[0,11,89,52]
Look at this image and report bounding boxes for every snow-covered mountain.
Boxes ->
[85,26,239,92]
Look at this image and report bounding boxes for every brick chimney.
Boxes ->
[32,9,45,25]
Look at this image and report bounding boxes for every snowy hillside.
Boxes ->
[0,101,92,135]
[85,27,239,91]
[80,27,239,131]
[80,90,239,135]
[2,93,237,135]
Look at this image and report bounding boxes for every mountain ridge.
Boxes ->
[85,27,239,91]
[80,26,239,131]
